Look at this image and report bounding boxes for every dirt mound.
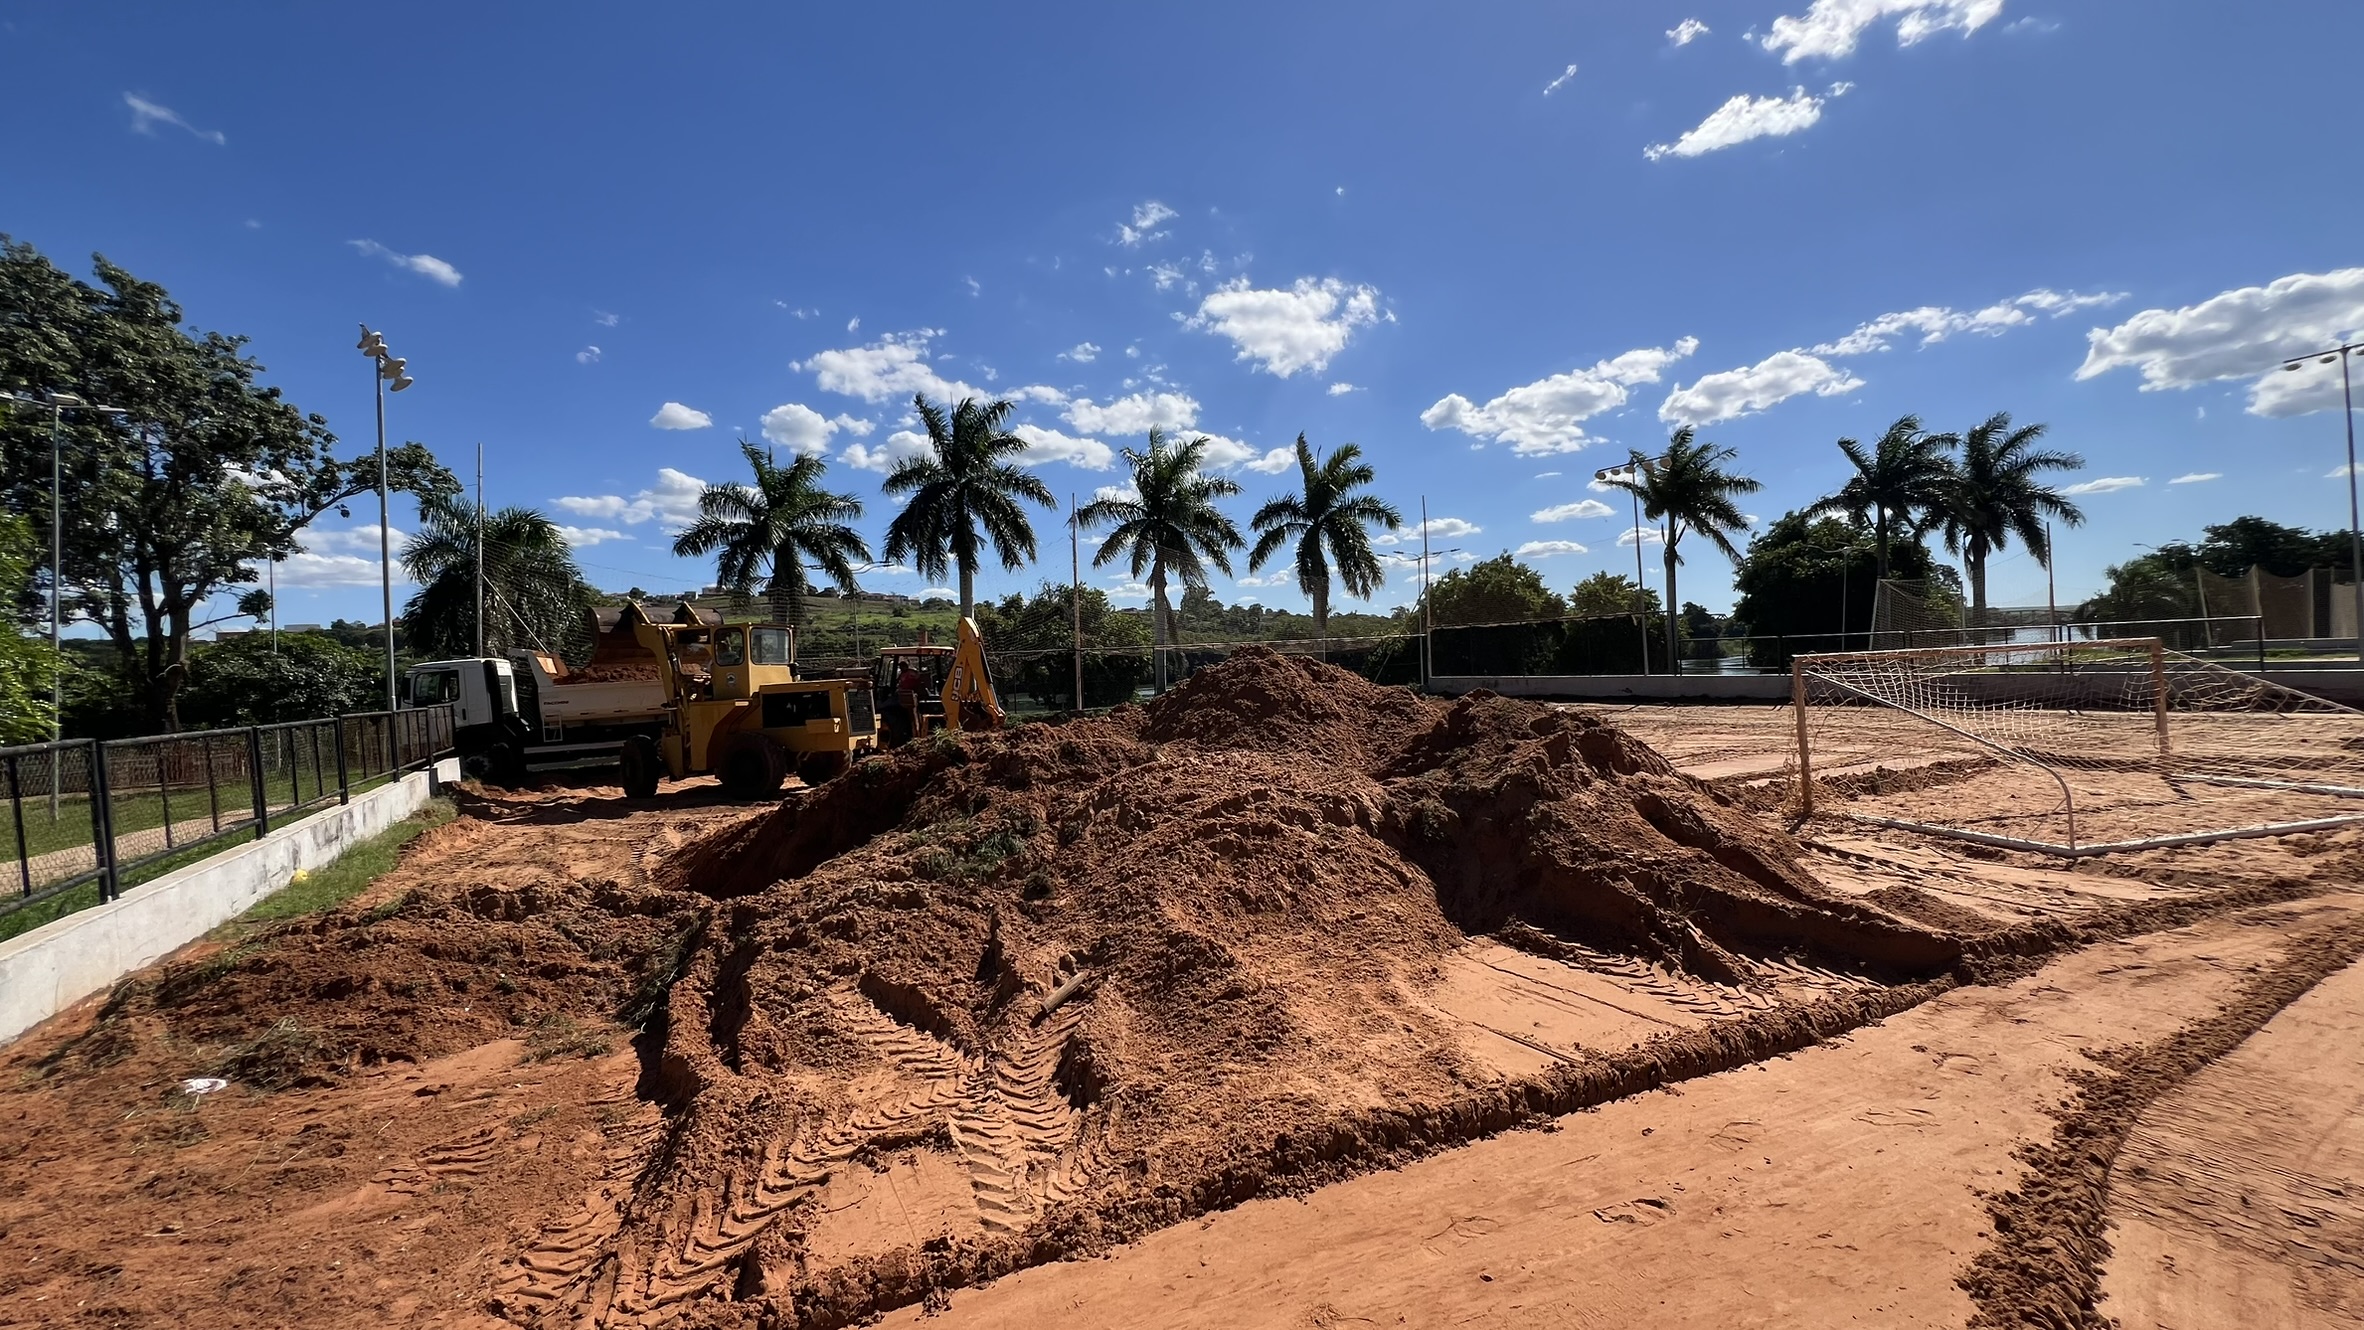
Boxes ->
[518,650,1961,1325]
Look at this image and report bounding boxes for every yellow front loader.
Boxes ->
[613,602,880,800]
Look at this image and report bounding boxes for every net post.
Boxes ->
[2150,639,2171,758]
[1791,659,1814,818]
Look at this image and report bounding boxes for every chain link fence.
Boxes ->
[1,705,454,935]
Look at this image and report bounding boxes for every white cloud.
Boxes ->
[2003,16,2059,35]
[1124,344,1142,359]
[1118,200,1178,247]
[1534,471,1562,479]
[1011,425,1115,471]
[1186,277,1383,378]
[2329,464,2358,480]
[1760,0,2006,63]
[1423,339,1699,455]
[650,401,713,430]
[123,92,224,144]
[269,551,406,589]
[840,429,938,474]
[762,402,876,456]
[593,310,620,327]
[554,468,707,532]
[2169,472,2220,484]
[1106,581,1153,602]
[964,276,981,297]
[1659,350,1864,427]
[795,329,1064,408]
[1532,499,1615,523]
[1235,571,1295,589]
[1813,288,2126,356]
[1063,391,1200,437]
[576,346,602,364]
[1376,517,1481,547]
[300,524,407,556]
[918,587,957,600]
[847,316,861,332]
[1668,18,1711,46]
[782,305,818,319]
[1646,87,1834,161]
[348,239,462,287]
[1516,540,1591,560]
[1093,484,1141,505]
[1327,382,1358,396]
[1243,446,1298,474]
[1060,342,1101,363]
[1544,64,1579,95]
[2060,475,2145,495]
[557,525,628,547]
[2075,268,2364,419]
[1617,526,1668,548]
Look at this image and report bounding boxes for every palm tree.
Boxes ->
[881,394,1055,621]
[1936,412,2085,624]
[672,439,871,626]
[400,493,590,660]
[1247,435,1401,651]
[1813,415,1959,580]
[1075,428,1244,691]
[1598,427,1761,672]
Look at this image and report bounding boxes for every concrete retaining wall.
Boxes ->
[0,757,458,1048]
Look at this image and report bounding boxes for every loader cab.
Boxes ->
[405,657,519,736]
[709,624,797,700]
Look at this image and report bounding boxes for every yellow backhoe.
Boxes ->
[843,617,1006,748]
[614,602,880,800]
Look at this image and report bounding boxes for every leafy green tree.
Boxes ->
[1075,428,1245,690]
[973,581,1152,708]
[0,513,58,743]
[1934,412,2084,622]
[1599,427,1762,669]
[178,631,384,727]
[1568,570,1660,618]
[2078,552,2202,624]
[1419,553,1565,626]
[400,494,595,661]
[672,440,871,626]
[881,394,1055,621]
[2193,516,2347,578]
[1813,414,1956,580]
[0,238,458,730]
[1246,435,1402,645]
[1730,511,1961,666]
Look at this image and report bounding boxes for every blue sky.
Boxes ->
[6,1,2362,630]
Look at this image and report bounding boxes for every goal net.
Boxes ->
[1867,579,1962,649]
[1791,638,2364,855]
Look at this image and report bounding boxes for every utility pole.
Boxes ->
[474,443,486,658]
[269,558,279,655]
[1420,496,1433,688]
[356,326,413,712]
[1070,493,1084,713]
[2279,341,2364,662]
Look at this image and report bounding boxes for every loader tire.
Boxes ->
[797,750,848,786]
[719,734,786,799]
[618,735,661,800]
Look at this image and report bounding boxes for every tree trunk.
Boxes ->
[958,563,975,623]
[1875,507,1892,581]
[1968,544,1989,626]
[1662,541,1681,677]
[1149,562,1170,694]
[1312,576,1329,660]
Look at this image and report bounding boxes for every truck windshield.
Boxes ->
[409,669,456,705]
[750,627,792,665]
[714,628,744,666]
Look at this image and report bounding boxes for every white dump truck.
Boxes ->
[404,603,713,784]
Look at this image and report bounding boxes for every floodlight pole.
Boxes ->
[375,370,395,711]
[1070,493,1084,713]
[475,443,486,658]
[2281,342,2364,663]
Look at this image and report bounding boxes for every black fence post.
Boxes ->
[6,753,28,901]
[154,742,175,851]
[89,740,116,903]
[248,726,269,839]
[202,734,223,837]
[332,715,350,805]
[2256,618,2267,674]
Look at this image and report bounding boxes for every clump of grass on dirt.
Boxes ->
[525,1013,616,1062]
[238,798,454,924]
[210,1018,352,1091]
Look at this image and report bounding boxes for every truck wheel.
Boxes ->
[486,743,525,789]
[719,734,786,799]
[797,750,848,786]
[619,736,661,800]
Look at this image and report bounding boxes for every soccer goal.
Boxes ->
[1790,638,2364,855]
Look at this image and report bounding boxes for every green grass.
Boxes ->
[237,798,454,923]
[14,768,397,860]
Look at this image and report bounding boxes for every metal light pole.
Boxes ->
[356,327,414,711]
[1597,454,1668,675]
[1070,494,1084,712]
[3,390,123,816]
[2280,342,2364,663]
[474,442,486,658]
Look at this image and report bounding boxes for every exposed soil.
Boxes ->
[3,665,2360,1329]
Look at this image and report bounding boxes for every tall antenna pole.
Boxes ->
[1070,493,1084,713]
[1420,495,1433,689]
[475,442,486,658]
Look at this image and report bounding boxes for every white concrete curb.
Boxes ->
[0,757,459,1048]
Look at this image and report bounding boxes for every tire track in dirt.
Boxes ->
[1956,917,2364,1329]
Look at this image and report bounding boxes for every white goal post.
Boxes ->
[1790,638,2364,855]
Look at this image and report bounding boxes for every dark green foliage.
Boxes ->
[1730,511,1961,667]
[882,394,1056,620]
[973,581,1151,708]
[0,513,55,742]
[1246,435,1402,639]
[1419,553,1566,626]
[1934,412,2084,619]
[177,631,383,726]
[401,494,597,662]
[1076,429,1246,687]
[0,238,457,730]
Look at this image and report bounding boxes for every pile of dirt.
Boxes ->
[539,647,1962,1324]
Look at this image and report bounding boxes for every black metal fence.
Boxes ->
[1,705,454,929]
